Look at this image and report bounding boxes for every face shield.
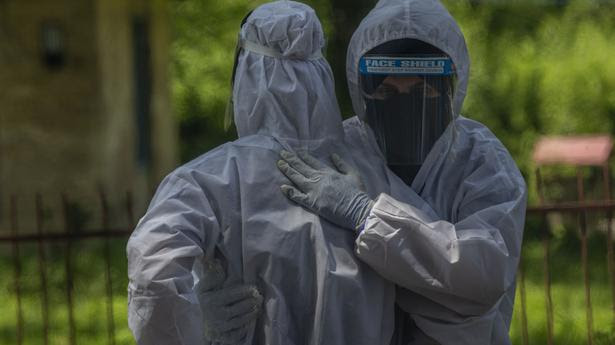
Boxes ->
[359,54,455,183]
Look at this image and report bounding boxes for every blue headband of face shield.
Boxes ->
[359,56,455,76]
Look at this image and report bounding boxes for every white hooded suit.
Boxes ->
[127,2,396,344]
[343,0,527,344]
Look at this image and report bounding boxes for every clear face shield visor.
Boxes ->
[359,55,456,169]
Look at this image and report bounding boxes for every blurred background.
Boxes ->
[1,0,615,344]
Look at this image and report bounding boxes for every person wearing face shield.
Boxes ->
[277,0,527,344]
[359,39,456,186]
[126,1,396,344]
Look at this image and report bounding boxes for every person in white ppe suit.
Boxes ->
[276,0,528,344]
[126,1,397,344]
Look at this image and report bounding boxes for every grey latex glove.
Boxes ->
[277,150,375,231]
[200,259,263,344]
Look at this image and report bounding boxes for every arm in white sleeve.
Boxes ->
[356,176,526,316]
[127,175,220,344]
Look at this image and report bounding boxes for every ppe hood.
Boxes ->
[346,0,470,120]
[232,1,344,142]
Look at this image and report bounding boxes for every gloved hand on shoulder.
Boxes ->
[277,150,374,232]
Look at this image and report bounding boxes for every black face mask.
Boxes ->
[364,84,452,185]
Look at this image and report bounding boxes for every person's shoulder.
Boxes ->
[173,142,235,178]
[171,135,280,182]
[455,116,510,156]
[456,116,499,140]
[147,141,240,206]
[455,116,526,188]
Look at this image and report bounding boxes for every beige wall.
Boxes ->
[0,0,100,194]
[0,0,176,231]
[149,0,178,188]
[96,0,177,209]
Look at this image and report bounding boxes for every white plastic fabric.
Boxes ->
[126,1,395,344]
[343,0,528,344]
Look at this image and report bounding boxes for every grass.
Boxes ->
[509,217,615,345]
[0,238,132,345]
[1,222,615,344]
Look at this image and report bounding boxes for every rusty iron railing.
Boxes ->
[518,200,615,345]
[528,135,614,345]
[1,191,135,345]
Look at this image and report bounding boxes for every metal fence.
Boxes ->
[0,191,135,345]
[515,161,615,345]
[2,189,615,344]
[520,200,615,345]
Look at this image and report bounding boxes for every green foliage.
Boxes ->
[442,0,615,203]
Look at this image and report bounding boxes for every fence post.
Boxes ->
[577,168,593,345]
[10,196,23,345]
[98,187,116,345]
[536,168,554,345]
[603,164,615,330]
[126,191,135,229]
[35,194,50,345]
[518,255,529,345]
[61,194,76,345]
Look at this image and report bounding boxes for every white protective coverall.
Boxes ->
[342,0,528,344]
[126,1,395,344]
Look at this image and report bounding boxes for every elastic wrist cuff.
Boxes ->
[354,197,375,232]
